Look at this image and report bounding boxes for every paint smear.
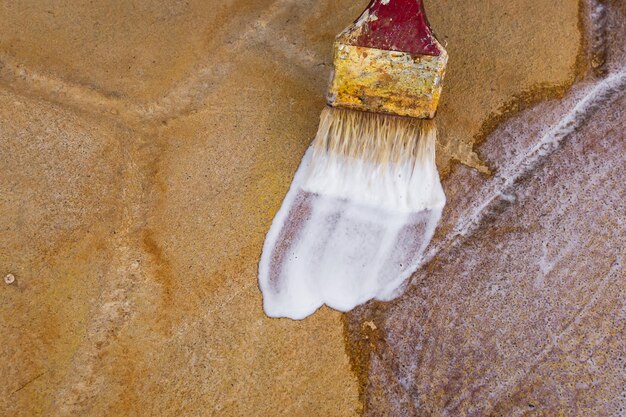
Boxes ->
[259,108,445,320]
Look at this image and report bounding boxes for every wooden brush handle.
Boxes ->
[353,0,440,56]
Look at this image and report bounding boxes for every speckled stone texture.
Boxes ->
[0,0,623,416]
[344,1,626,416]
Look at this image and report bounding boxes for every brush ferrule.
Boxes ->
[327,42,447,119]
[327,0,447,119]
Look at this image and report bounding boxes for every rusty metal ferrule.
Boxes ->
[327,42,447,119]
[326,0,448,119]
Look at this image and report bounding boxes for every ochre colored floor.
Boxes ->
[1,1,623,416]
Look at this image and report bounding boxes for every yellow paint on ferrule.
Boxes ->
[327,42,448,119]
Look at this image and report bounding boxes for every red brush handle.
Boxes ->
[353,0,440,56]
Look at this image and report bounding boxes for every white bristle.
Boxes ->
[302,107,445,213]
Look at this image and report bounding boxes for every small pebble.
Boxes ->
[4,273,15,285]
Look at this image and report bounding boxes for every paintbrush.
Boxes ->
[302,0,447,212]
[259,0,448,319]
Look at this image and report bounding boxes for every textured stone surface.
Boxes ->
[0,89,128,416]
[0,0,278,101]
[345,1,626,416]
[0,0,620,416]
[0,2,360,416]
[426,0,583,174]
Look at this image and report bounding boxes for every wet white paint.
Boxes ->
[259,110,446,319]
